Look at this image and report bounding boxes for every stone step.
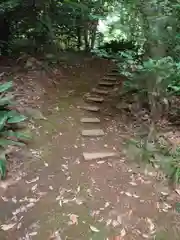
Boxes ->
[103,76,117,81]
[92,88,109,95]
[83,152,118,161]
[107,72,120,76]
[80,117,100,123]
[111,69,119,73]
[80,105,100,112]
[86,96,104,103]
[81,129,105,137]
[98,81,115,87]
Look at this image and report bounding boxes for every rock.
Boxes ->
[81,129,105,137]
[86,96,104,103]
[80,118,100,123]
[80,105,100,112]
[98,81,115,87]
[92,88,109,95]
[83,152,118,161]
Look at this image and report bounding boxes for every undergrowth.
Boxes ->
[0,81,29,179]
[119,50,180,185]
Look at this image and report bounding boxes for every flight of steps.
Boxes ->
[79,68,121,161]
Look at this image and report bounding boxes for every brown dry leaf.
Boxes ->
[69,214,78,225]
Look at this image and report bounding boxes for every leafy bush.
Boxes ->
[0,81,28,179]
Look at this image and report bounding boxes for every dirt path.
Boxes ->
[0,57,179,240]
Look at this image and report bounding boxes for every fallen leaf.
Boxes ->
[120,228,126,237]
[44,162,49,167]
[113,236,122,240]
[146,218,155,232]
[90,225,100,232]
[29,231,38,236]
[175,189,180,195]
[26,176,39,184]
[31,184,38,191]
[106,219,112,226]
[49,186,53,190]
[1,223,16,231]
[125,192,132,197]
[142,233,149,238]
[50,231,62,240]
[112,220,119,227]
[26,202,35,208]
[1,196,8,202]
[69,214,78,225]
[17,222,22,230]
[77,186,81,193]
[129,181,137,186]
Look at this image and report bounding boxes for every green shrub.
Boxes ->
[0,81,28,179]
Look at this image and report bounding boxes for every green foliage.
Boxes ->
[0,81,28,179]
[0,154,6,180]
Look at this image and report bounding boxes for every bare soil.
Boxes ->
[0,54,179,240]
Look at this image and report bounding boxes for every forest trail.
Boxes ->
[0,56,179,240]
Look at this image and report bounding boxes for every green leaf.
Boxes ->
[7,114,27,124]
[0,114,8,131]
[1,130,31,141]
[0,81,13,93]
[0,139,25,147]
[175,202,180,213]
[0,158,6,180]
[0,94,14,106]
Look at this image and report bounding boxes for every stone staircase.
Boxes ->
[79,68,121,161]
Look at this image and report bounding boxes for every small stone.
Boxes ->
[80,118,100,123]
[92,88,109,95]
[86,96,104,103]
[80,105,100,112]
[99,81,115,87]
[83,152,118,161]
[81,129,105,137]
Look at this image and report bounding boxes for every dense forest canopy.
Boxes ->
[0,0,179,58]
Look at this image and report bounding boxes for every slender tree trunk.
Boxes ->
[0,16,10,56]
[77,26,82,50]
[83,28,90,51]
[90,22,98,50]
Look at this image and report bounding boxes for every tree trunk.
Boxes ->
[0,16,10,56]
[77,26,82,50]
[90,22,98,50]
[83,29,90,52]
